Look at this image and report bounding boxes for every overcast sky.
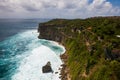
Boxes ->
[0,0,120,19]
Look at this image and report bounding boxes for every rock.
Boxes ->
[42,61,53,73]
[59,68,62,70]
[55,72,58,74]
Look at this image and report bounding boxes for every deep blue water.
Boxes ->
[0,19,49,41]
[0,19,65,80]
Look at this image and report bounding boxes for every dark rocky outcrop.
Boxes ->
[42,62,53,73]
[38,24,66,44]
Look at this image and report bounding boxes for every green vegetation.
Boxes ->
[40,16,120,80]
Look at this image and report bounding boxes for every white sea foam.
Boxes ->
[50,41,66,55]
[7,29,66,80]
[12,30,65,80]
[12,43,64,80]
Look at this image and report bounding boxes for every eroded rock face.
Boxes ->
[42,62,53,73]
[38,24,66,44]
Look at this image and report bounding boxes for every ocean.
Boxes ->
[0,19,65,80]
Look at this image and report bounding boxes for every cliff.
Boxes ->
[38,17,120,80]
[38,23,66,43]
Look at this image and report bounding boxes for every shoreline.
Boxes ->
[38,17,120,80]
[50,41,71,80]
[60,51,71,80]
[47,40,69,80]
[11,30,66,80]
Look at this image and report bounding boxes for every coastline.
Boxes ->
[9,30,66,80]
[38,17,120,80]
[41,40,68,80]
[44,41,71,80]
[60,50,71,80]
[50,41,71,80]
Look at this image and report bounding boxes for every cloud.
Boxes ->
[87,0,120,17]
[0,0,120,18]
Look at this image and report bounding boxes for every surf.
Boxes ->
[0,30,65,80]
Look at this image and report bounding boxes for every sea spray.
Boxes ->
[0,30,65,80]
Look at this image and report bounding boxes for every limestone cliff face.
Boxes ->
[38,23,66,44]
[38,23,69,80]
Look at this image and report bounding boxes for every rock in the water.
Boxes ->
[42,61,53,73]
[55,72,58,74]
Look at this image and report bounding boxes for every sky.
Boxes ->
[0,0,120,19]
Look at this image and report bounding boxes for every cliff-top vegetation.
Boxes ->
[39,16,120,80]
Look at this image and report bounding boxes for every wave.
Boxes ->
[0,30,65,80]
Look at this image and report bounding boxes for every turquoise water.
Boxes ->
[0,19,65,80]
